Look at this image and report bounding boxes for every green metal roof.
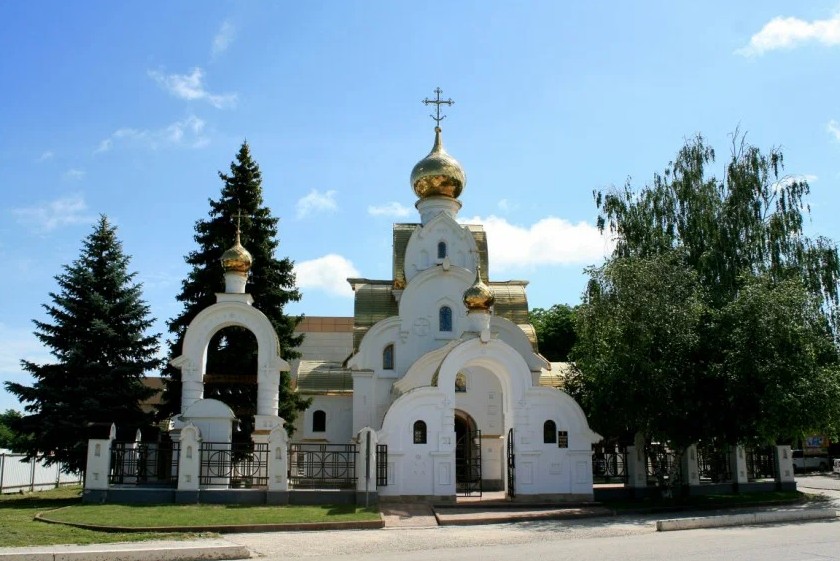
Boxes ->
[296,361,353,394]
[349,280,399,350]
[539,362,577,389]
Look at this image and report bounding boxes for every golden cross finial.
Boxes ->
[232,208,247,243]
[422,87,454,125]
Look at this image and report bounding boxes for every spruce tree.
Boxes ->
[5,216,160,473]
[160,141,308,437]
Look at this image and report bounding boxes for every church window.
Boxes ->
[543,420,557,444]
[558,430,569,448]
[413,420,427,444]
[383,344,394,370]
[439,306,452,332]
[437,241,447,259]
[455,372,467,392]
[313,410,326,433]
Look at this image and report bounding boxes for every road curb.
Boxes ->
[656,509,838,531]
[0,539,250,561]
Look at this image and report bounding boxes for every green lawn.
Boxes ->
[0,486,186,547]
[0,486,379,548]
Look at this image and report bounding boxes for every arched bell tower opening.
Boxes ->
[204,326,259,443]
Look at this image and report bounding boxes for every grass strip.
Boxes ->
[41,502,381,528]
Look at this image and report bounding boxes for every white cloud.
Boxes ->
[295,254,360,297]
[148,67,237,109]
[459,215,612,271]
[63,168,85,181]
[737,14,840,57]
[296,189,338,218]
[497,199,519,212]
[828,119,840,141]
[36,151,54,162]
[95,116,209,154]
[212,21,236,56]
[368,201,411,218]
[13,194,95,233]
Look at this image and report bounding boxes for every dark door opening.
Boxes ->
[455,413,481,496]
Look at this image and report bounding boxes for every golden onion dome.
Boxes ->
[220,231,253,274]
[463,273,495,312]
[410,127,466,199]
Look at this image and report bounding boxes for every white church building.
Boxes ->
[85,113,603,504]
[288,121,600,501]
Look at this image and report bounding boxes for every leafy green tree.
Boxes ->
[575,133,840,452]
[4,216,160,472]
[0,409,24,450]
[595,133,840,326]
[530,304,577,361]
[573,252,706,449]
[160,142,309,436]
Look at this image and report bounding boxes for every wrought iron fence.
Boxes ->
[109,441,180,486]
[376,444,388,487]
[592,444,628,484]
[746,447,776,481]
[288,443,357,489]
[645,445,682,485]
[199,442,268,488]
[697,446,732,483]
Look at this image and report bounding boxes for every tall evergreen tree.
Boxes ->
[5,216,160,473]
[159,142,308,436]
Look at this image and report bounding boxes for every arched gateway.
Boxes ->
[171,231,289,438]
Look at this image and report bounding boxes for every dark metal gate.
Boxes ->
[456,429,482,496]
[506,428,515,499]
[288,443,357,489]
[376,444,388,487]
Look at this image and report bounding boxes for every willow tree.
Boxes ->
[574,133,840,451]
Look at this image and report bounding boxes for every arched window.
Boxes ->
[313,410,326,433]
[413,420,427,444]
[437,241,447,259]
[383,344,394,370]
[439,306,452,332]
[543,420,557,444]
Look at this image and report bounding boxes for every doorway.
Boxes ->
[455,410,481,496]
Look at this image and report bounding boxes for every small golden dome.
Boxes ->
[463,275,494,311]
[410,127,466,199]
[220,231,253,274]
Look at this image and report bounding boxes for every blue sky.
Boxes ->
[2,1,840,412]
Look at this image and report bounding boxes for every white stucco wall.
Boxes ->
[294,395,353,443]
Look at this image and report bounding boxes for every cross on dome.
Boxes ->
[422,87,454,126]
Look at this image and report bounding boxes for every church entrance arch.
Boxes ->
[455,410,481,496]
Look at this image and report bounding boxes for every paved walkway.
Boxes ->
[380,503,438,528]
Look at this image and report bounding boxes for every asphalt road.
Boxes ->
[224,473,840,561]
